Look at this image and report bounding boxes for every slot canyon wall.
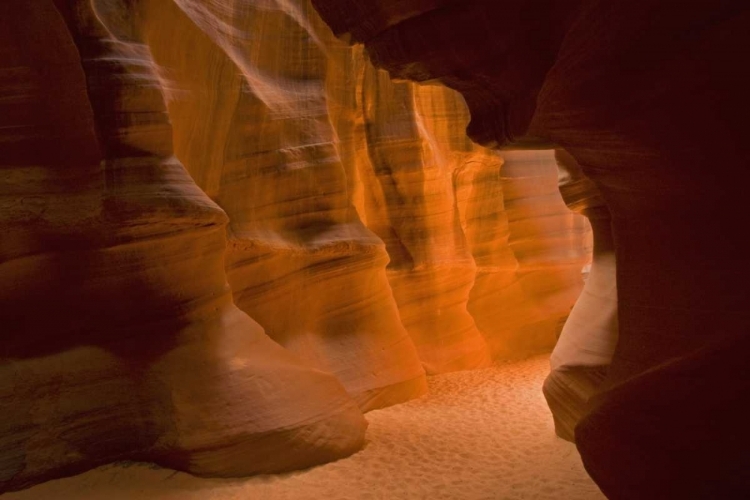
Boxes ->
[309,0,750,498]
[0,0,591,492]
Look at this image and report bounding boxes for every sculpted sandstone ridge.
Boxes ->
[1,0,592,492]
[0,0,368,491]
[543,149,617,442]
[310,0,750,497]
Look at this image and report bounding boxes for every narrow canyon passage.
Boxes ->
[5,0,747,497]
[4,356,603,500]
[2,1,594,494]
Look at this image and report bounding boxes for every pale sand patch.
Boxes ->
[6,355,605,500]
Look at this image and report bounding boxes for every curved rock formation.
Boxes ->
[1,0,592,491]
[328,52,590,369]
[137,0,427,410]
[413,90,590,362]
[543,149,617,441]
[311,0,750,497]
[490,150,591,358]
[0,0,365,491]
[355,67,491,373]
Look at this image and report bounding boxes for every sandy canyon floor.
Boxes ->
[7,355,604,500]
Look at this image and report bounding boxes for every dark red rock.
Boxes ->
[311,0,750,496]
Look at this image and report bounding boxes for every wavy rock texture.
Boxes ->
[0,0,366,492]
[355,68,491,373]
[543,149,617,442]
[1,0,592,492]
[487,150,591,358]
[414,91,590,364]
[311,0,750,497]
[328,50,590,372]
[141,0,589,381]
[137,0,427,411]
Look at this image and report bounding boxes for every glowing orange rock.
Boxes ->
[1,0,593,491]
[330,55,590,370]
[0,0,365,491]
[139,0,427,410]
[311,0,750,496]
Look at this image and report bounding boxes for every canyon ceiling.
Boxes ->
[2,0,748,498]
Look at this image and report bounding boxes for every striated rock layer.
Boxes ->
[328,47,590,370]
[543,149,617,442]
[1,0,591,492]
[355,67,492,373]
[489,150,591,358]
[138,0,427,410]
[0,0,366,492]
[311,0,750,497]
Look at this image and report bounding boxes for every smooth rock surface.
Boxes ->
[0,0,366,491]
[310,0,750,496]
[543,149,617,441]
[3,356,605,500]
[139,0,427,409]
[1,0,592,491]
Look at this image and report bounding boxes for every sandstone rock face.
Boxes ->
[0,0,366,491]
[311,0,750,496]
[1,0,591,492]
[490,150,591,358]
[328,52,590,370]
[543,149,617,442]
[137,0,427,411]
[355,68,492,373]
